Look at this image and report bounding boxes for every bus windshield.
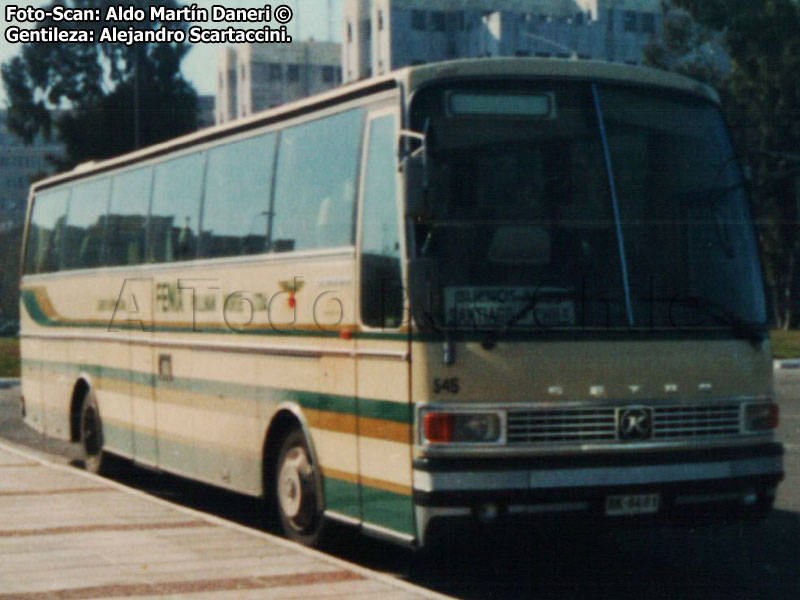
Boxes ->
[409,81,767,334]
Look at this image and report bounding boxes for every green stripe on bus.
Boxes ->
[22,290,53,326]
[22,359,155,387]
[325,476,415,535]
[290,392,410,423]
[357,397,411,423]
[362,484,415,535]
[323,477,361,520]
[22,358,412,425]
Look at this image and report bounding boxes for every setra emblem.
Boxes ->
[618,407,653,441]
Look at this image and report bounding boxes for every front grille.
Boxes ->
[652,404,741,439]
[507,404,743,445]
[507,408,617,443]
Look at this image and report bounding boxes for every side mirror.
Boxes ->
[402,154,428,220]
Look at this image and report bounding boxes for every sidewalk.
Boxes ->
[0,442,448,600]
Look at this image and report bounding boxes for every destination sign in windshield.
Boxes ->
[444,287,576,329]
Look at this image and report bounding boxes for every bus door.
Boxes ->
[104,166,157,464]
[355,109,416,539]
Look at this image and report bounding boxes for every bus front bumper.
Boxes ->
[412,443,784,544]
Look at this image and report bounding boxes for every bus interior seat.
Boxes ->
[488,225,551,265]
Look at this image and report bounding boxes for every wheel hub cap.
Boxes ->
[278,447,311,522]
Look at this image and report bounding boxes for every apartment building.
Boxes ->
[216,41,343,124]
[343,0,666,82]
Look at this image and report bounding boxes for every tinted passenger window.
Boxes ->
[361,115,403,328]
[201,134,277,259]
[272,109,364,252]
[63,178,110,270]
[149,153,205,263]
[25,189,69,274]
[107,167,152,267]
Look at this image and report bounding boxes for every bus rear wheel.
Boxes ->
[79,395,105,474]
[274,429,324,546]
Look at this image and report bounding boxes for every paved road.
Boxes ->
[2,381,799,600]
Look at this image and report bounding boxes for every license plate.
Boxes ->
[605,494,661,516]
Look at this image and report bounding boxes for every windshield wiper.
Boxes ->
[652,294,765,348]
[481,295,542,350]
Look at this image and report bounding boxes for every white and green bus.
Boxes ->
[20,58,783,548]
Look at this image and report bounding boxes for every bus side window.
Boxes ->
[272,109,364,252]
[201,133,277,259]
[360,115,403,329]
[107,167,153,267]
[25,189,69,275]
[149,153,205,264]
[62,178,111,270]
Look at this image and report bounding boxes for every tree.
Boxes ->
[646,0,800,328]
[643,1,728,88]
[0,225,23,325]
[2,0,199,170]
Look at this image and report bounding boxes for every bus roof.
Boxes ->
[32,57,718,192]
[398,57,719,104]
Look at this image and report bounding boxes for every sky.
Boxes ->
[0,0,343,105]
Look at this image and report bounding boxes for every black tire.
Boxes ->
[273,428,325,546]
[79,394,105,474]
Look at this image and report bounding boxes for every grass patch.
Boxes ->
[770,330,800,359]
[0,338,20,378]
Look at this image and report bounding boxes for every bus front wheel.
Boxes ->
[79,395,105,474]
[274,429,324,546]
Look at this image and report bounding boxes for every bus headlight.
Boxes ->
[422,410,503,444]
[744,403,779,431]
